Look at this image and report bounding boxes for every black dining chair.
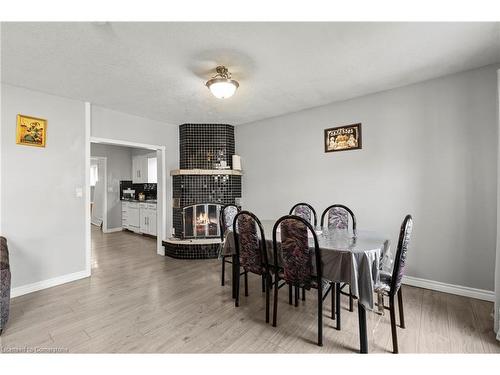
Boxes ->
[289,203,318,227]
[271,215,335,346]
[233,211,272,322]
[375,214,413,354]
[321,204,357,312]
[289,203,318,302]
[219,204,240,286]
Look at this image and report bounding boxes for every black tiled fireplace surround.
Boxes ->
[164,123,241,259]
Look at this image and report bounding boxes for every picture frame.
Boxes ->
[324,123,362,153]
[16,114,47,147]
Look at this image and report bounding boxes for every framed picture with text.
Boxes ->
[324,123,361,153]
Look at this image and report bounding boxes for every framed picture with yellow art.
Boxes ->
[16,114,47,147]
[324,123,362,153]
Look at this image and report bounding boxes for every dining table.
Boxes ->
[221,219,391,354]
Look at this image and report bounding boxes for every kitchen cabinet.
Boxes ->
[132,154,157,184]
[139,203,157,236]
[126,202,140,233]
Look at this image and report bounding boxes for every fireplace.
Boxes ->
[183,203,221,238]
[163,123,241,259]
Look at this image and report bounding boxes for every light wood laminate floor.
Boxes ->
[1,226,499,353]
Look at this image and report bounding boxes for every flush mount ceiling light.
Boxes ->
[206,65,239,99]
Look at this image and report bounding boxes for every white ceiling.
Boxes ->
[2,22,500,125]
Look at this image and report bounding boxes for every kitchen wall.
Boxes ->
[1,83,87,290]
[90,143,133,230]
[91,105,178,239]
[236,64,499,293]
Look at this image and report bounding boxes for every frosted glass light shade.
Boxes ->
[206,78,239,99]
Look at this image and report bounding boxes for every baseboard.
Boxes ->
[402,275,495,302]
[11,270,90,298]
[103,227,123,233]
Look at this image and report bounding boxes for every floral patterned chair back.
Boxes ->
[233,211,268,275]
[220,204,239,240]
[273,215,321,290]
[289,203,317,227]
[321,204,357,234]
[390,215,413,296]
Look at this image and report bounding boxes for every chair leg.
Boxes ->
[317,287,323,346]
[294,286,299,307]
[398,288,405,329]
[302,287,306,301]
[349,285,354,312]
[244,271,249,297]
[288,284,293,305]
[335,282,341,330]
[331,282,335,320]
[389,296,399,354]
[221,257,225,286]
[261,274,265,293]
[235,268,240,307]
[265,274,270,323]
[273,275,279,327]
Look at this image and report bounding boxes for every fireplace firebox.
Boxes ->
[183,203,221,238]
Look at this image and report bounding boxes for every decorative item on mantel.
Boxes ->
[232,155,242,171]
[16,114,47,147]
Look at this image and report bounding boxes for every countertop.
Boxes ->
[121,199,157,204]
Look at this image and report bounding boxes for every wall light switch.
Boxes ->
[108,186,113,193]
[75,187,83,198]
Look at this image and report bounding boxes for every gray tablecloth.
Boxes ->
[222,220,390,309]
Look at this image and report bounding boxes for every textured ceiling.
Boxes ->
[2,22,499,125]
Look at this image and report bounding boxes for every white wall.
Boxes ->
[0,85,179,295]
[90,105,178,238]
[1,84,87,290]
[91,143,132,230]
[236,65,499,292]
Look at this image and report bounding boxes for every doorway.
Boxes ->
[85,136,167,276]
[90,156,107,231]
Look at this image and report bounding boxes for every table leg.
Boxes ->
[358,303,368,353]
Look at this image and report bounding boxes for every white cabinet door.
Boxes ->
[148,205,157,236]
[121,201,129,229]
[139,203,148,233]
[132,155,150,183]
[132,156,140,183]
[127,202,140,232]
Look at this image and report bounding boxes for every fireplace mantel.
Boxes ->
[170,169,243,176]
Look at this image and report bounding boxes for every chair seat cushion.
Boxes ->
[375,270,392,294]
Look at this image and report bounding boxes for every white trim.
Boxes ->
[11,270,90,298]
[403,275,495,302]
[158,146,166,255]
[90,136,163,151]
[84,102,92,276]
[103,227,123,233]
